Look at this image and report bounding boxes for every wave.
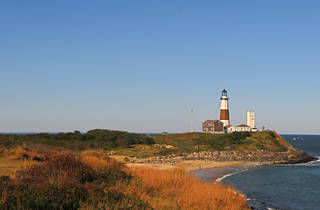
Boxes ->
[216,168,249,182]
[293,158,320,166]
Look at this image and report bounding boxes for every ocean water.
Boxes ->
[223,135,320,210]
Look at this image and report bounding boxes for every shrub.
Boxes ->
[89,190,151,210]
[206,132,252,150]
[0,152,149,209]
[0,129,155,151]
[0,150,250,210]
[0,184,89,210]
[27,153,95,184]
[128,167,249,210]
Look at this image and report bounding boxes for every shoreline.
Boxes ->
[125,157,317,182]
[190,164,256,182]
[123,157,266,180]
[125,158,264,172]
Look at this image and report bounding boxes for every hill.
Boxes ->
[0,130,314,163]
[0,129,315,209]
[0,150,249,209]
[0,129,154,151]
[115,130,301,158]
[153,131,295,152]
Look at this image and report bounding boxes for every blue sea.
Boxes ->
[223,135,320,210]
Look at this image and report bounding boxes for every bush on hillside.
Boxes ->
[0,151,249,210]
[196,132,253,150]
[0,129,155,151]
[0,184,89,210]
[0,153,150,209]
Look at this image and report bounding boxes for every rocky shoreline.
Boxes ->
[127,150,316,165]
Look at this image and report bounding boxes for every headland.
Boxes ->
[0,129,316,209]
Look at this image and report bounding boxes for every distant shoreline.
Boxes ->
[190,164,257,182]
[124,156,317,181]
[121,155,264,173]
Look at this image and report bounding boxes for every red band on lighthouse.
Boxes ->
[220,110,229,121]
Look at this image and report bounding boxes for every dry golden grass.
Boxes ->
[0,160,25,177]
[126,167,249,210]
[0,147,115,178]
[127,160,260,172]
[0,147,43,178]
[78,151,250,209]
[115,144,164,158]
[80,150,122,171]
[0,146,50,161]
[0,148,250,209]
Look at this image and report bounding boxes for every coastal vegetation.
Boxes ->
[0,129,154,151]
[0,129,312,165]
[0,129,294,158]
[0,149,249,209]
[0,129,314,209]
[116,130,296,158]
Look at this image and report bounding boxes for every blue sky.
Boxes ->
[1,1,319,134]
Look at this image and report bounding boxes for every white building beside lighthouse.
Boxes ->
[247,110,255,128]
[247,110,258,132]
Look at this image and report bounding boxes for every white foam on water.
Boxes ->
[216,168,249,182]
[295,159,320,166]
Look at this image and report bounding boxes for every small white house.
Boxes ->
[236,124,251,132]
[225,125,236,133]
[226,124,253,133]
[251,128,258,132]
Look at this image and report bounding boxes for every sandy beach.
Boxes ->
[121,155,264,181]
[190,164,257,182]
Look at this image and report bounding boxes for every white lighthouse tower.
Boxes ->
[220,89,230,127]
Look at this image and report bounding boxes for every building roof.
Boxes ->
[237,124,250,127]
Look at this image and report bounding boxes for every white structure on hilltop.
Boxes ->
[220,89,230,127]
[203,90,258,134]
[247,110,255,129]
[226,124,252,133]
[246,110,258,132]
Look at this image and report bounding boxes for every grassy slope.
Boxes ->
[0,160,26,176]
[115,131,294,158]
[0,129,154,151]
[0,130,304,209]
[0,130,295,159]
[153,131,293,152]
[0,149,249,210]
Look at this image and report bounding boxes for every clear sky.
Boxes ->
[1,1,320,134]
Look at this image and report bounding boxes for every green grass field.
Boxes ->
[0,129,294,159]
[115,130,294,158]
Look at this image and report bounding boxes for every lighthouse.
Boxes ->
[220,89,230,127]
